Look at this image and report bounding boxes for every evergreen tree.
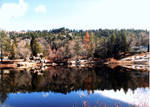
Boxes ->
[64,44,71,58]
[120,30,128,52]
[74,40,81,58]
[25,42,31,49]
[10,43,17,59]
[110,32,117,57]
[0,31,11,61]
[148,44,149,52]
[88,32,97,57]
[30,36,42,56]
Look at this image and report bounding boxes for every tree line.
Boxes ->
[0,28,149,62]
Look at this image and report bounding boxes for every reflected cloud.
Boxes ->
[77,92,87,98]
[42,93,49,98]
[94,88,150,107]
[0,103,11,107]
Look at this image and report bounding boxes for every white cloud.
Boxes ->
[0,0,27,23]
[95,88,150,107]
[0,103,11,107]
[78,92,87,98]
[35,5,46,13]
[42,93,49,98]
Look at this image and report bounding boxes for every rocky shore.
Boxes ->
[106,52,149,71]
[0,52,149,71]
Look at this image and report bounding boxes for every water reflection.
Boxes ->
[95,88,149,106]
[0,65,149,107]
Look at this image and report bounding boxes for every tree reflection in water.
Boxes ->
[0,69,8,104]
[0,65,149,104]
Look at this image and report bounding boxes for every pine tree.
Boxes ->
[120,30,128,52]
[31,36,42,56]
[110,32,117,57]
[88,32,97,57]
[74,40,81,58]
[25,42,31,49]
[0,31,11,61]
[10,43,17,59]
[64,44,71,58]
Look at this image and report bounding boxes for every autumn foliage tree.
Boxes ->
[83,32,91,49]
[83,32,96,58]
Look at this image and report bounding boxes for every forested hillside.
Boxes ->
[0,28,149,62]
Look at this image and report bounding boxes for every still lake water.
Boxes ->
[0,65,149,107]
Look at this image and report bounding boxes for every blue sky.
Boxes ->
[0,0,149,31]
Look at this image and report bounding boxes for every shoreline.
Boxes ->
[0,52,149,71]
[0,60,149,72]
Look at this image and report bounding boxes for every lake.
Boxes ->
[0,65,149,107]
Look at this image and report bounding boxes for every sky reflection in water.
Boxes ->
[2,88,149,107]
